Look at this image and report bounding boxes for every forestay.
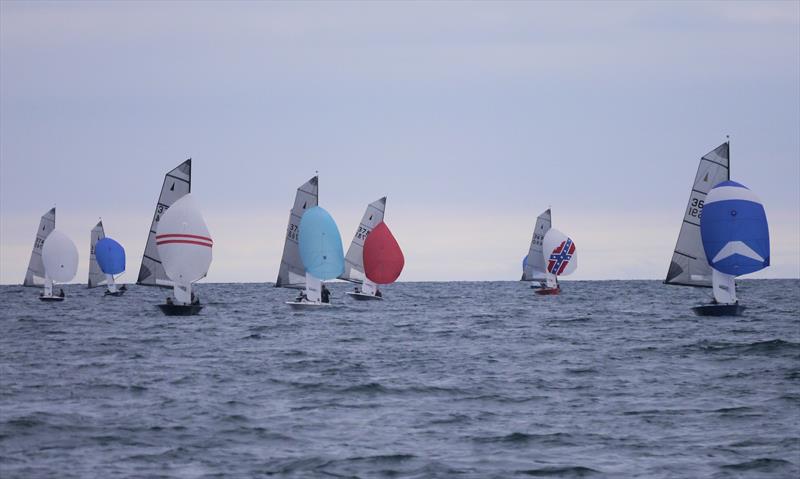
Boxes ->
[23,207,56,287]
[88,221,107,288]
[341,197,386,282]
[665,142,729,288]
[276,176,318,288]
[137,159,191,287]
[522,208,551,282]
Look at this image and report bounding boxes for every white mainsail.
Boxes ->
[665,142,729,288]
[23,207,56,287]
[137,159,191,287]
[88,221,107,288]
[340,197,386,283]
[521,208,551,282]
[276,176,319,288]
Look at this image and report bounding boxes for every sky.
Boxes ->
[1,0,798,284]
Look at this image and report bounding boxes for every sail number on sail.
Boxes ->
[356,226,371,241]
[687,197,705,219]
[286,223,298,242]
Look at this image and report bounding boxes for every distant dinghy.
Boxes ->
[361,222,404,295]
[40,230,79,301]
[287,205,344,308]
[692,181,769,316]
[537,228,577,295]
[137,159,191,287]
[88,221,128,296]
[340,197,391,301]
[23,208,56,287]
[521,208,552,289]
[155,194,213,315]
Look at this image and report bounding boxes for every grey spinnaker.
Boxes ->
[23,207,56,287]
[665,142,729,288]
[137,159,191,287]
[276,176,318,289]
[521,208,551,282]
[340,197,386,283]
[88,221,106,288]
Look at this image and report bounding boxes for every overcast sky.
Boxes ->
[1,0,798,284]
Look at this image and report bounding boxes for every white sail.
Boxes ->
[711,269,737,304]
[137,159,191,287]
[42,230,79,284]
[276,176,318,288]
[665,142,729,288]
[88,221,107,288]
[23,208,56,287]
[522,208,551,282]
[155,194,213,305]
[542,228,577,276]
[340,197,386,282]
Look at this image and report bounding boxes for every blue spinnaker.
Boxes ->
[299,206,344,280]
[95,237,126,275]
[700,180,769,277]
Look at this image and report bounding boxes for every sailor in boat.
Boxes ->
[321,284,331,303]
[295,290,308,303]
[59,288,64,298]
[166,296,173,305]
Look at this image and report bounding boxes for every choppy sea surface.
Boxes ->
[1,280,798,478]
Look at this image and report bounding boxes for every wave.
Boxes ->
[516,465,602,477]
[474,432,583,447]
[720,457,794,472]
[684,339,800,355]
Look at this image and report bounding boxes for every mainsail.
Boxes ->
[137,159,191,287]
[276,176,319,288]
[521,208,551,282]
[340,197,386,282]
[88,221,107,288]
[665,142,729,288]
[23,207,56,286]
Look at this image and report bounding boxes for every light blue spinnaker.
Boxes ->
[700,181,769,277]
[299,206,344,280]
[95,237,126,275]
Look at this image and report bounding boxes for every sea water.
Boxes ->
[1,280,798,478]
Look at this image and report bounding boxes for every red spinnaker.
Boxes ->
[363,222,404,285]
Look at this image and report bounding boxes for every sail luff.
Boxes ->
[276,176,319,289]
[522,208,551,282]
[23,207,56,287]
[340,197,386,282]
[88,221,107,288]
[664,142,729,288]
[137,159,191,287]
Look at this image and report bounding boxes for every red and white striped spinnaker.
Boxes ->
[155,194,212,305]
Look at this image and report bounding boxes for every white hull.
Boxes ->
[286,300,334,310]
[345,291,384,301]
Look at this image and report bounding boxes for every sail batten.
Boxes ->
[23,208,56,287]
[137,159,191,287]
[665,142,729,288]
[276,176,319,288]
[341,197,386,283]
[88,221,107,288]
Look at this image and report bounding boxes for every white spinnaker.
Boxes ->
[137,159,191,287]
[42,230,79,283]
[542,228,577,276]
[276,176,319,289]
[23,208,56,286]
[665,143,729,288]
[340,197,386,282]
[88,221,107,288]
[522,208,551,282]
[156,194,213,285]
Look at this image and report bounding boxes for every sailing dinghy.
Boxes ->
[155,194,213,315]
[287,206,345,309]
[40,230,79,301]
[88,221,127,296]
[694,181,769,316]
[663,141,769,316]
[275,176,318,297]
[536,228,577,295]
[340,197,388,300]
[23,208,56,288]
[521,208,552,289]
[137,159,191,288]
